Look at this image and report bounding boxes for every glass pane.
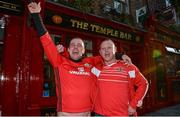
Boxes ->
[85,53,93,57]
[176,55,180,76]
[50,34,61,45]
[0,16,5,74]
[42,34,62,97]
[84,40,92,50]
[0,16,5,41]
[0,28,4,41]
[165,0,172,7]
[172,80,180,102]
[114,1,121,13]
[0,45,3,72]
[153,50,168,101]
[166,54,176,76]
[43,60,56,97]
[0,16,5,111]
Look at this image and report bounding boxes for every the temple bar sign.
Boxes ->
[45,10,143,43]
[70,19,133,41]
[0,0,24,15]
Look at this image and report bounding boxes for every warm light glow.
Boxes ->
[52,15,62,24]
[153,49,162,58]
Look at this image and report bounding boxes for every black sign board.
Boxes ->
[0,0,24,15]
[44,9,144,43]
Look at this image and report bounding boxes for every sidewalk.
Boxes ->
[145,104,180,116]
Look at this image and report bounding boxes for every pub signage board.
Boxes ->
[44,9,144,43]
[0,0,24,15]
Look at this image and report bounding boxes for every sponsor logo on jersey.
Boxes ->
[84,63,92,68]
[78,67,84,72]
[69,71,90,76]
[116,67,124,72]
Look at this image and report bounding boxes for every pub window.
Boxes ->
[43,34,61,97]
[166,54,175,76]
[84,39,93,57]
[113,0,129,14]
[176,54,180,76]
[153,49,168,100]
[165,46,180,77]
[84,39,92,51]
[0,16,5,75]
[0,16,5,111]
[165,0,172,7]
[0,16,5,41]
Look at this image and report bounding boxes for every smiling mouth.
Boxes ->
[73,52,79,54]
[105,54,110,57]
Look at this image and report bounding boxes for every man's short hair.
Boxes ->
[66,37,84,47]
[100,38,115,47]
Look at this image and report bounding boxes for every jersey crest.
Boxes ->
[84,63,92,68]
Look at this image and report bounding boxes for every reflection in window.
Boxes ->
[0,16,5,76]
[50,34,61,45]
[0,16,5,110]
[165,0,172,7]
[0,45,3,72]
[0,27,4,41]
[84,40,92,50]
[165,46,180,77]
[153,49,167,100]
[166,46,180,54]
[83,39,93,57]
[166,54,176,76]
[42,34,61,97]
[43,56,56,97]
[0,31,4,72]
[0,16,5,41]
[113,0,129,14]
[156,60,167,100]
[85,53,93,57]
[176,55,180,76]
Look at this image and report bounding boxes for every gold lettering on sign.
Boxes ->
[0,1,20,12]
[70,19,134,41]
[90,24,119,37]
[119,32,132,40]
[90,24,97,32]
[10,4,16,9]
[70,19,89,30]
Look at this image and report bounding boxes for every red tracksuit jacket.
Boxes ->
[93,60,149,116]
[40,32,97,112]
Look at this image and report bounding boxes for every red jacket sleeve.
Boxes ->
[83,56,103,69]
[40,32,63,67]
[62,47,69,58]
[129,65,149,109]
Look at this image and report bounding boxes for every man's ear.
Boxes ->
[99,49,102,56]
[67,48,70,53]
[82,48,85,54]
[113,46,117,54]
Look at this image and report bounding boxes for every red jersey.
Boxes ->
[40,33,97,112]
[93,60,149,116]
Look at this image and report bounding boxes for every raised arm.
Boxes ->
[28,2,62,67]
